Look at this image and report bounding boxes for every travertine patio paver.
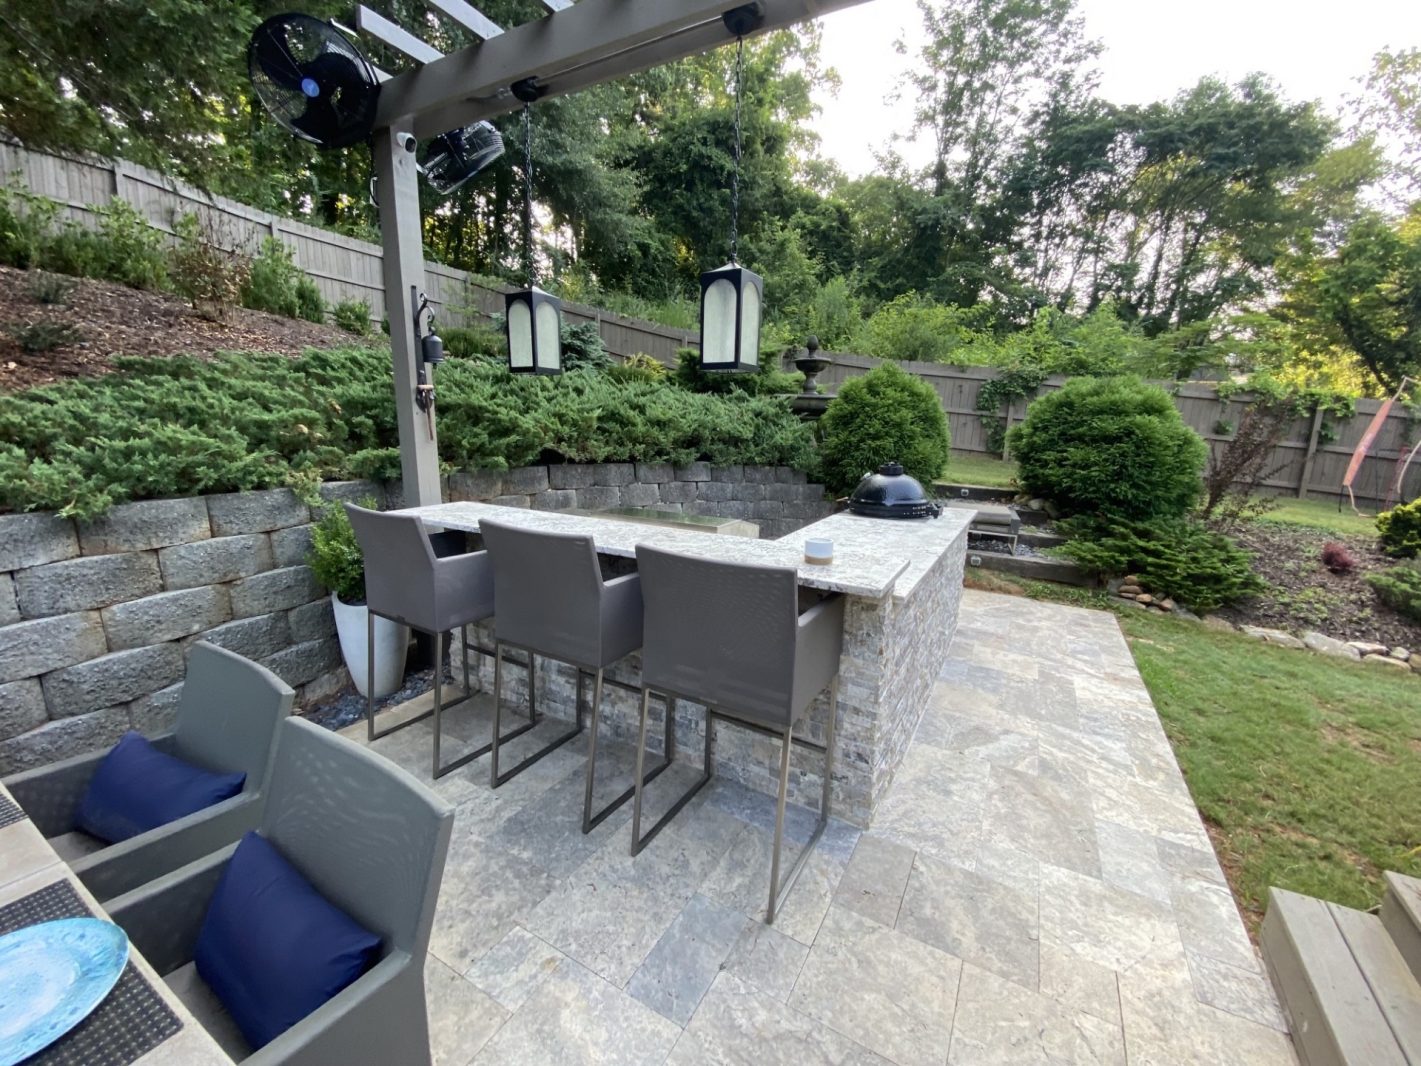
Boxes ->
[345,588,1296,1065]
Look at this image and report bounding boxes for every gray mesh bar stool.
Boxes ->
[631,545,845,924]
[480,519,661,832]
[345,504,536,778]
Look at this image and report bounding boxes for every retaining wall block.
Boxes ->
[15,552,162,620]
[0,513,79,572]
[532,489,577,511]
[696,481,734,503]
[300,665,348,706]
[262,637,341,688]
[744,466,775,484]
[0,575,17,627]
[505,466,550,494]
[709,465,744,483]
[634,462,675,484]
[271,523,314,568]
[488,495,532,509]
[102,586,231,651]
[0,612,107,685]
[316,480,384,510]
[548,464,598,490]
[230,565,322,619]
[449,470,503,501]
[773,467,798,483]
[160,533,273,590]
[0,706,130,776]
[575,486,621,511]
[0,679,47,742]
[621,483,662,508]
[207,488,311,536]
[658,481,698,505]
[752,501,785,520]
[42,643,184,719]
[288,598,336,644]
[732,483,765,503]
[200,612,292,661]
[129,681,183,736]
[594,463,635,487]
[77,497,211,555]
[675,462,711,482]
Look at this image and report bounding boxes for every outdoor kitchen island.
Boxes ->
[399,501,973,827]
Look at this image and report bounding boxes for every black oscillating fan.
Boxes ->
[248,13,380,149]
[421,122,505,194]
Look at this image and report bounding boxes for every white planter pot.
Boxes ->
[330,593,409,699]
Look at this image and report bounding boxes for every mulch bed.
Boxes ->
[0,264,364,391]
[1218,522,1421,650]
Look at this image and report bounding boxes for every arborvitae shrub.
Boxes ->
[817,362,950,495]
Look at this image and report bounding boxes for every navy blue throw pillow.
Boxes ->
[195,831,382,1049]
[75,732,246,844]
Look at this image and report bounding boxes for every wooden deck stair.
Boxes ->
[1262,874,1421,1065]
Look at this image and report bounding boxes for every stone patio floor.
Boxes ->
[343,589,1298,1065]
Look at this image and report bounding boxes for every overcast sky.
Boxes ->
[810,0,1421,177]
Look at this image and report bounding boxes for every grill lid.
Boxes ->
[847,462,942,519]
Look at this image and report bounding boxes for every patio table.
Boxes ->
[0,782,233,1066]
[399,501,975,826]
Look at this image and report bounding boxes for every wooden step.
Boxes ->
[1383,872,1421,985]
[1261,887,1420,1065]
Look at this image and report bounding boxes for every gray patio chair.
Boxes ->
[2,642,292,903]
[345,504,531,779]
[479,519,653,831]
[630,546,845,924]
[106,716,455,1066]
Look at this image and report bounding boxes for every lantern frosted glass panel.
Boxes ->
[738,281,760,367]
[701,278,736,367]
[508,300,534,370]
[534,299,561,372]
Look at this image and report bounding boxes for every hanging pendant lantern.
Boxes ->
[507,83,562,375]
[697,18,764,373]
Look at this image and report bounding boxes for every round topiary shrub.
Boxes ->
[1377,497,1421,559]
[818,362,950,495]
[1007,376,1207,520]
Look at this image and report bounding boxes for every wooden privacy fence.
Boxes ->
[816,353,1421,511]
[1,143,699,363]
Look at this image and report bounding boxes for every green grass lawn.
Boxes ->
[940,452,1018,489]
[1251,496,1382,540]
[971,572,1421,933]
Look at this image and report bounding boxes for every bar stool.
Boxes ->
[479,519,662,832]
[344,505,536,778]
[629,545,845,924]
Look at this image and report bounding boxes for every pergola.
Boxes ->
[357,0,868,506]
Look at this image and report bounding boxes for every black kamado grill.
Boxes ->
[847,462,942,519]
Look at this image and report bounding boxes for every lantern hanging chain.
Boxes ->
[730,34,744,264]
[522,103,535,288]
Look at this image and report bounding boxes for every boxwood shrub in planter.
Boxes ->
[1007,376,1207,520]
[817,362,950,496]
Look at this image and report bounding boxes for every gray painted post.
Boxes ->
[374,127,442,507]
[1297,405,1325,499]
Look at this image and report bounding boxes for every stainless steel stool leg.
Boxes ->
[431,628,445,777]
[766,725,794,924]
[629,691,711,856]
[583,670,672,834]
[366,615,433,744]
[765,676,839,924]
[490,643,582,789]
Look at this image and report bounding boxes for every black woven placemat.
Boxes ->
[0,880,182,1065]
[0,791,26,829]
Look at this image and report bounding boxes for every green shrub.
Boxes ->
[88,200,169,290]
[1007,376,1207,520]
[607,353,668,384]
[308,497,376,603]
[817,362,950,495]
[560,320,612,371]
[1377,498,1421,559]
[0,347,814,518]
[241,237,308,318]
[440,323,507,362]
[850,293,985,363]
[0,186,59,269]
[27,271,76,305]
[1055,516,1265,614]
[169,214,249,321]
[672,348,803,396]
[7,321,82,352]
[1367,563,1421,621]
[331,298,372,335]
[295,276,325,323]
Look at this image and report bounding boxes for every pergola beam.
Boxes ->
[375,0,867,138]
[357,5,443,64]
[425,0,504,41]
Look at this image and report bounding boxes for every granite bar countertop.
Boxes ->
[401,501,974,600]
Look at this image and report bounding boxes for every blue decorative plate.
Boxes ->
[0,918,129,1066]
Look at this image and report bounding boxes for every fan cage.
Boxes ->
[248,12,380,149]
[422,122,505,194]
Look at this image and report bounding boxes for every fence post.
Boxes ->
[1296,405,1324,499]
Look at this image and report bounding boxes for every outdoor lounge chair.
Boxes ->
[479,519,648,831]
[105,716,455,1065]
[629,546,845,924]
[2,641,293,902]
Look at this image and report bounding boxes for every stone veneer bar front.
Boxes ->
[401,501,973,826]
